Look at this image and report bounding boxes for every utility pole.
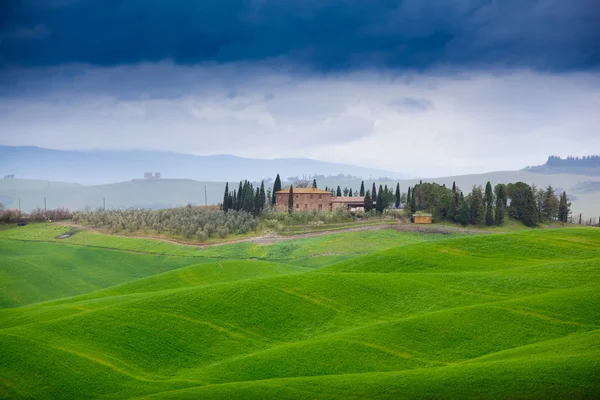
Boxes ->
[204,186,208,206]
[44,197,47,217]
[18,198,21,212]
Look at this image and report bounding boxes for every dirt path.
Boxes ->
[58,221,488,249]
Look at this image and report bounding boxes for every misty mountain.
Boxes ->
[0,146,407,185]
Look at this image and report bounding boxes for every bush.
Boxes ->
[217,227,229,238]
[196,229,209,242]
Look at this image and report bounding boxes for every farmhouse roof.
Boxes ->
[332,196,365,203]
[276,188,332,194]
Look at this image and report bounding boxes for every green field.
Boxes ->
[0,225,599,399]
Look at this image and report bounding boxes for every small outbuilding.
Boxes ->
[332,197,365,212]
[413,213,433,224]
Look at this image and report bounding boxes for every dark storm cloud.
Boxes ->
[1,0,599,71]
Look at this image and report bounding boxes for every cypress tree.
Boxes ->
[228,191,233,211]
[232,190,237,211]
[348,189,353,197]
[237,182,243,210]
[495,184,507,225]
[452,191,461,222]
[325,186,328,192]
[372,183,377,201]
[452,181,456,193]
[360,181,365,196]
[223,183,229,213]
[522,187,538,227]
[254,187,261,215]
[484,181,494,226]
[407,187,411,210]
[288,185,294,214]
[470,186,485,225]
[364,190,374,212]
[336,186,342,197]
[343,187,349,196]
[395,183,401,208]
[558,191,570,226]
[312,179,317,189]
[376,185,385,214]
[459,201,470,226]
[272,174,282,205]
[259,181,266,210]
[410,187,416,214]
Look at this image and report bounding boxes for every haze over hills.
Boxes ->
[0,146,406,185]
[1,146,599,218]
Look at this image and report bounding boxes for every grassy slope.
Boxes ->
[0,228,599,399]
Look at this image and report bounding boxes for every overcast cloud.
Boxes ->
[1,0,599,177]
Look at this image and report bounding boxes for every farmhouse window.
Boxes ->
[296,204,299,208]
[305,204,308,209]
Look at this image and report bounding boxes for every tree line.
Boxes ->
[545,155,600,168]
[406,181,571,227]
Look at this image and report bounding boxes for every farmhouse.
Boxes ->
[275,189,366,212]
[275,188,333,212]
[413,213,433,224]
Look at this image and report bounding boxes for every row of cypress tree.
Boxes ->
[222,180,267,215]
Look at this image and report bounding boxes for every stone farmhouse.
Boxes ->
[275,188,365,212]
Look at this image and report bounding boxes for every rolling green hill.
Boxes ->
[0,226,599,399]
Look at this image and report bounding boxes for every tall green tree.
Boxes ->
[376,185,385,214]
[459,200,470,226]
[272,174,282,205]
[372,183,377,201]
[558,191,571,226]
[288,185,294,214]
[336,186,342,197]
[232,189,237,211]
[395,183,401,208]
[452,191,461,222]
[522,186,538,227]
[254,187,261,215]
[223,182,229,213]
[259,181,266,210]
[470,186,485,225]
[484,181,494,226]
[237,181,243,211]
[360,181,365,196]
[348,189,353,197]
[364,191,374,212]
[410,187,416,214]
[343,187,349,196]
[407,187,411,210]
[452,181,456,193]
[312,179,317,189]
[494,184,507,225]
[542,185,559,221]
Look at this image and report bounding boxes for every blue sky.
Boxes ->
[1,0,599,176]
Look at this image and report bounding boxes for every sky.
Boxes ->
[1,0,599,177]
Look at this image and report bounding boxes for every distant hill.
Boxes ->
[524,155,600,175]
[0,146,406,185]
[2,168,599,217]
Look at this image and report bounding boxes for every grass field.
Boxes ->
[0,224,599,399]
